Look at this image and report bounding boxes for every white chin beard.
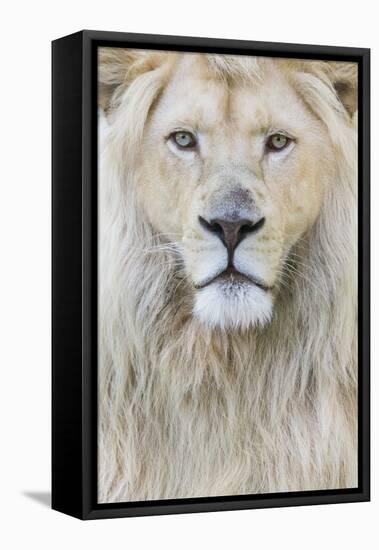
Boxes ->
[193,280,273,331]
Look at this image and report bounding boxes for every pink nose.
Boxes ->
[198,216,265,262]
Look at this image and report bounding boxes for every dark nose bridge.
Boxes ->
[199,183,265,264]
[209,184,256,222]
[207,173,265,230]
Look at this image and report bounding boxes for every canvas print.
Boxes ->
[97,47,358,504]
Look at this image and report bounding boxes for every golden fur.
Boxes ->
[98,49,358,502]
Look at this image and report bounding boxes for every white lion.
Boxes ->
[98,48,358,503]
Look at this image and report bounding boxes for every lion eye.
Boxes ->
[266,133,291,152]
[171,131,197,150]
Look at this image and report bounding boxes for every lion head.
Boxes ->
[99,49,357,331]
[98,49,358,502]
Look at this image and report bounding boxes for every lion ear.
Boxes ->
[329,62,358,117]
[98,47,169,112]
[98,48,140,111]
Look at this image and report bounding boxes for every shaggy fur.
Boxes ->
[98,50,358,502]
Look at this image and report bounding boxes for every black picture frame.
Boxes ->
[52,30,370,520]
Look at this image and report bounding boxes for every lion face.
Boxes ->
[133,54,336,330]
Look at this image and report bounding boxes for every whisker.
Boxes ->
[279,263,330,306]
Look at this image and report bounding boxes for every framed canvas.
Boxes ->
[52,30,370,520]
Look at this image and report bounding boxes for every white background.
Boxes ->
[0,0,376,548]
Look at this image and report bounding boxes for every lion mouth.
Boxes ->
[194,266,272,292]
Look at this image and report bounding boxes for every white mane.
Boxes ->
[98,54,357,502]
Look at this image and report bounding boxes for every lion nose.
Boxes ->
[198,215,265,261]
